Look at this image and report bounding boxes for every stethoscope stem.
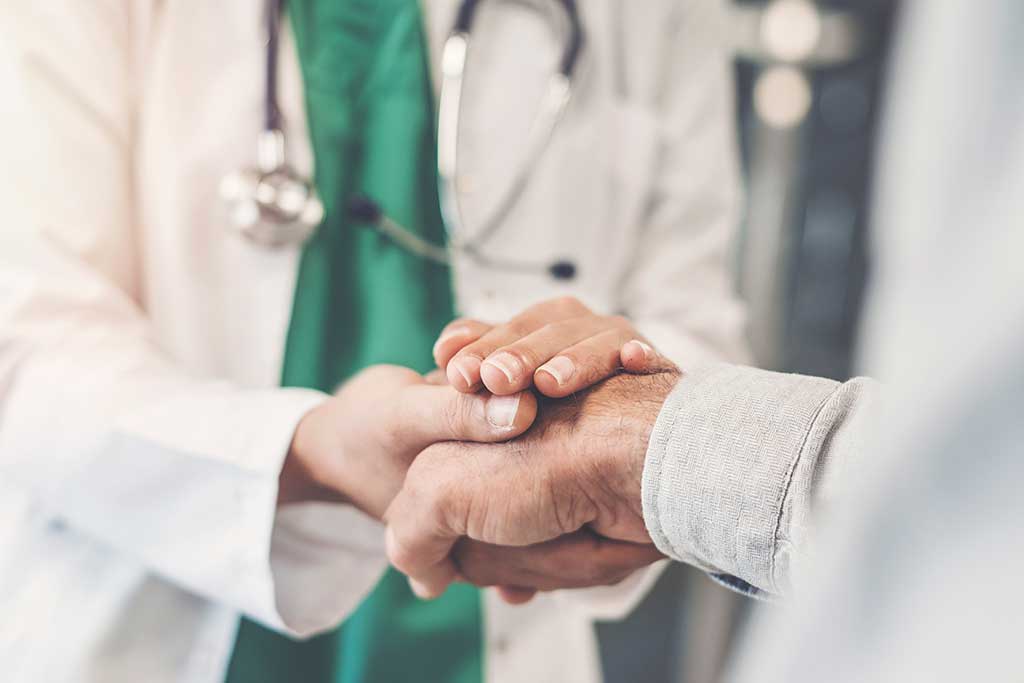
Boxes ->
[264,0,284,132]
[347,195,576,280]
[347,195,450,265]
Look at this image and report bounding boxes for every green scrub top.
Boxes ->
[224,1,483,681]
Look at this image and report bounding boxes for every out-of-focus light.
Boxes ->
[754,66,813,129]
[761,0,822,62]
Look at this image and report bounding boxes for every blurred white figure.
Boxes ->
[732,1,1024,680]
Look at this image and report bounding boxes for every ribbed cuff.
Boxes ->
[641,363,840,595]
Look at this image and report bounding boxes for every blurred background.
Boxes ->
[734,0,897,382]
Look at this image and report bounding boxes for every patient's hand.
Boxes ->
[384,370,679,600]
[433,297,660,397]
[454,532,663,605]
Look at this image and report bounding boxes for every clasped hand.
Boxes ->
[285,297,677,604]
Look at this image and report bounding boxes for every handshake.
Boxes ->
[282,297,680,604]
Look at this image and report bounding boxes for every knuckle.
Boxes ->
[452,343,485,361]
[445,394,480,436]
[500,318,535,340]
[440,403,463,438]
[537,318,580,339]
[607,315,633,332]
[414,466,456,522]
[499,345,540,371]
[387,536,411,569]
[442,317,475,333]
[560,352,611,386]
[388,540,419,574]
[549,295,585,315]
[381,395,410,449]
[385,521,418,571]
[378,420,403,454]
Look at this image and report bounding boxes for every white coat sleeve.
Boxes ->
[559,0,749,621]
[0,2,385,638]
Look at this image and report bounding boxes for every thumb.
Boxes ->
[385,502,461,600]
[393,384,538,452]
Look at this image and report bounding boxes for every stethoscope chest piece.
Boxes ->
[220,130,324,248]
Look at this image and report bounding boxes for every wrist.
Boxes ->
[591,370,680,540]
[279,401,346,506]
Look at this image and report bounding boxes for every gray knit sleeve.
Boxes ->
[641,363,876,597]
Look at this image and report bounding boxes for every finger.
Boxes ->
[433,320,492,371]
[453,532,664,592]
[533,327,635,398]
[495,586,538,605]
[423,369,448,385]
[446,297,590,392]
[477,316,617,395]
[385,487,463,599]
[393,385,538,452]
[620,339,676,375]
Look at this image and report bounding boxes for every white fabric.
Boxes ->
[730,2,1024,681]
[0,1,746,682]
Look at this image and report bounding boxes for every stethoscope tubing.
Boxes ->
[242,0,584,280]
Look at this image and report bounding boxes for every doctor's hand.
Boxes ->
[383,368,680,599]
[279,365,537,519]
[434,297,662,398]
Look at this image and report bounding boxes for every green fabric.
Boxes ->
[224,1,483,681]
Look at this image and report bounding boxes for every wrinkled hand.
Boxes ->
[433,297,659,398]
[452,530,664,605]
[383,368,680,599]
[280,365,537,519]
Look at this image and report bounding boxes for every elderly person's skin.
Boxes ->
[454,531,663,605]
[384,368,678,599]
[282,362,664,605]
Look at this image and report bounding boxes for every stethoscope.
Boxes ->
[220,0,584,281]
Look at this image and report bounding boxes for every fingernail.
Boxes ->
[631,340,654,359]
[482,352,521,384]
[539,356,575,386]
[433,326,470,358]
[450,356,481,389]
[409,578,434,600]
[485,393,521,429]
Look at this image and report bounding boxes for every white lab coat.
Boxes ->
[0,1,745,682]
